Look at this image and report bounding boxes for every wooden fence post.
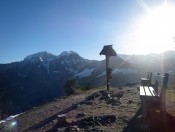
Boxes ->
[160,73,169,113]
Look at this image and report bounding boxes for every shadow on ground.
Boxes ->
[23,91,101,131]
[23,100,86,131]
[24,89,175,132]
[123,107,175,132]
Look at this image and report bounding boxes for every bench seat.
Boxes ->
[140,86,159,101]
[139,73,169,119]
[140,86,160,118]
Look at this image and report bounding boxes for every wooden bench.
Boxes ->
[140,73,169,119]
[141,72,152,86]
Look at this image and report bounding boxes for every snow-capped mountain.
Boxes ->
[0,51,100,114]
[1,50,175,115]
[59,51,78,57]
[24,51,56,62]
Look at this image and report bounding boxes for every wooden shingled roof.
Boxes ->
[99,45,117,57]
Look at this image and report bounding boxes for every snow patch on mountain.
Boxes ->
[39,57,43,62]
[113,68,137,74]
[97,71,106,77]
[24,51,55,62]
[75,68,95,78]
[97,68,137,77]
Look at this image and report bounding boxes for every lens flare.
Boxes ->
[11,121,17,126]
[127,1,175,55]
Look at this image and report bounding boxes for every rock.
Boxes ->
[99,115,116,124]
[112,100,122,106]
[65,126,80,132]
[76,104,81,108]
[57,128,62,131]
[126,89,132,93]
[72,103,76,106]
[94,92,101,98]
[85,128,103,132]
[99,90,107,95]
[111,91,124,99]
[85,92,102,101]
[128,99,133,104]
[99,96,106,100]
[99,92,111,101]
[137,101,141,105]
[57,114,66,125]
[116,91,124,98]
[52,119,58,124]
[85,95,94,101]
[98,106,102,108]
[118,116,129,123]
[107,94,111,98]
[76,112,86,118]
[78,115,116,128]
[106,98,121,105]
[106,98,113,104]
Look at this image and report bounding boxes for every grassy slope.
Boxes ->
[1,86,175,132]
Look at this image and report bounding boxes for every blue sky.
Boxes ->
[0,0,174,63]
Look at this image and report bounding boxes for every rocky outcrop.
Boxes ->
[78,115,116,127]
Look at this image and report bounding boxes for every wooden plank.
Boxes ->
[148,86,159,96]
[140,86,159,98]
[141,78,149,81]
[140,86,146,96]
[141,78,149,86]
[144,86,152,96]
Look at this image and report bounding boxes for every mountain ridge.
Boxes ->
[0,50,175,115]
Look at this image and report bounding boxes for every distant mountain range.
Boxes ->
[1,50,175,115]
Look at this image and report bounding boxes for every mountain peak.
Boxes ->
[60,51,79,57]
[24,51,56,62]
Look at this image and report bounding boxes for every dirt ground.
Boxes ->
[1,86,175,132]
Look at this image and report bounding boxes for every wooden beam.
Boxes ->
[106,56,109,90]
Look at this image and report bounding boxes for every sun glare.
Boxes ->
[128,3,175,55]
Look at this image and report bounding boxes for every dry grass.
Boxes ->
[1,85,175,132]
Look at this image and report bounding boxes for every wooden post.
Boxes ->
[161,73,169,129]
[160,73,169,113]
[154,73,160,93]
[106,55,109,90]
[147,72,152,85]
[99,45,117,91]
[154,80,159,93]
[57,114,66,124]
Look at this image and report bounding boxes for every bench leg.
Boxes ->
[142,100,147,119]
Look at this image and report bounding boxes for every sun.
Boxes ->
[128,3,175,55]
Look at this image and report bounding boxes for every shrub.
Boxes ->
[64,79,80,96]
